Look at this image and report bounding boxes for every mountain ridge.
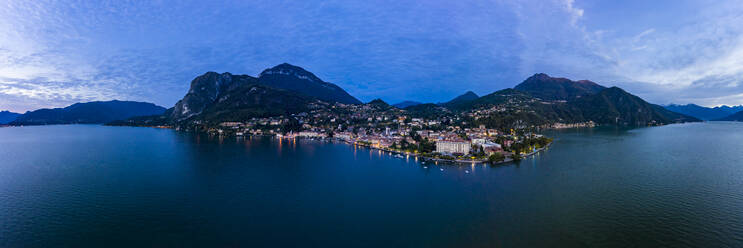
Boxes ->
[514,73,606,101]
[113,65,699,129]
[11,100,167,125]
[170,64,361,122]
[442,91,479,109]
[257,63,361,104]
[0,111,21,124]
[664,103,743,120]
[570,87,697,125]
[715,110,743,121]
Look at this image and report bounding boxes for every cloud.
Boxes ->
[562,0,585,26]
[1,0,743,112]
[510,0,743,107]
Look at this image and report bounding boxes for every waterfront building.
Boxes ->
[335,132,353,141]
[219,122,243,127]
[298,131,326,138]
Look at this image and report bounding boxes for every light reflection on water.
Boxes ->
[0,123,742,247]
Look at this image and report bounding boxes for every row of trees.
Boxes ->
[506,136,553,156]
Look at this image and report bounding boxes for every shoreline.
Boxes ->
[6,123,552,165]
[286,136,552,166]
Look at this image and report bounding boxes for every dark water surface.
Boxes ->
[1,123,742,247]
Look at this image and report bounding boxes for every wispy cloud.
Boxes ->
[0,0,742,112]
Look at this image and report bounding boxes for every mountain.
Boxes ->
[715,110,743,121]
[170,64,361,122]
[467,88,533,108]
[170,72,258,121]
[442,91,479,109]
[11,101,167,125]
[0,111,21,124]
[457,86,697,127]
[664,104,743,120]
[189,84,317,123]
[403,103,451,118]
[514,73,606,101]
[366,99,392,110]
[715,105,743,115]
[0,111,21,125]
[569,87,698,125]
[257,63,361,104]
[392,101,422,108]
[119,67,698,129]
[168,71,321,124]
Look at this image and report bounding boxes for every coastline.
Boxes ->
[291,136,552,166]
[12,122,553,165]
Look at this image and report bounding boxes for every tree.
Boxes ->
[511,151,521,161]
[488,153,505,163]
[400,139,409,150]
[409,130,422,142]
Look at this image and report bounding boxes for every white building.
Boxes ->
[436,140,471,155]
[335,132,353,141]
[471,138,487,145]
[298,131,326,138]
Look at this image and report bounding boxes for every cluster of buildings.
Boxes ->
[204,100,564,160]
[216,112,510,158]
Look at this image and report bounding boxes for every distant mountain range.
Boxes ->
[1,64,711,129]
[0,63,686,129]
[715,110,743,121]
[663,104,743,121]
[157,66,697,128]
[10,101,166,125]
[0,111,21,124]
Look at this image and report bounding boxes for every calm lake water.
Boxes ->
[1,123,742,247]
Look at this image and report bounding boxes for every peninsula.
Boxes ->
[105,63,698,164]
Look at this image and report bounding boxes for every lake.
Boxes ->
[1,123,742,247]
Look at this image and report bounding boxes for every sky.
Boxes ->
[1,0,743,112]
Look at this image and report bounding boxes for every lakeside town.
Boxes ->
[191,101,572,164]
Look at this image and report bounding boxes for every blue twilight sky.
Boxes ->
[2,0,743,112]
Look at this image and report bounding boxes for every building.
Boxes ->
[481,142,503,155]
[335,132,353,141]
[297,131,326,138]
[219,122,242,127]
[471,138,487,145]
[436,140,471,155]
